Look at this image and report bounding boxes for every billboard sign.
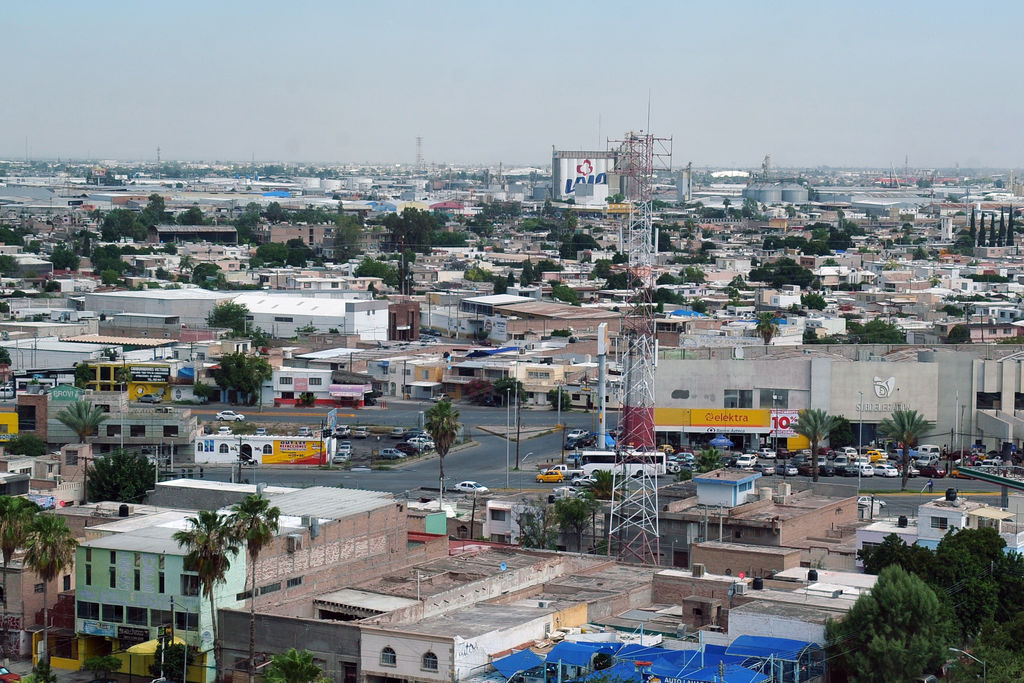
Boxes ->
[554,151,615,198]
[266,439,324,465]
[769,410,800,437]
[687,409,770,434]
[130,365,170,383]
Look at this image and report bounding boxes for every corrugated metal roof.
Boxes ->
[266,486,394,519]
[62,335,176,346]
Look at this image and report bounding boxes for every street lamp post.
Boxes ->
[771,393,778,454]
[858,391,864,493]
[519,451,534,493]
[505,388,511,489]
[949,647,986,683]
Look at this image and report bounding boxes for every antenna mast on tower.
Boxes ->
[606,129,671,565]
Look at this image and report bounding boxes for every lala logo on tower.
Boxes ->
[565,158,608,195]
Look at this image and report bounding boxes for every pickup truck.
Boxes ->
[540,464,585,479]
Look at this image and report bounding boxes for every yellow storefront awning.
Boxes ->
[126,636,186,655]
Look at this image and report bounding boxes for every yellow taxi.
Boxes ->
[536,470,565,483]
[865,450,886,462]
[657,444,675,454]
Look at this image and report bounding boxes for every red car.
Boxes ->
[918,464,946,478]
[0,666,21,683]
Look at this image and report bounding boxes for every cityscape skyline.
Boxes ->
[5,1,1024,168]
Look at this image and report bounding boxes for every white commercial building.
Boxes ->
[231,294,389,341]
[79,289,234,327]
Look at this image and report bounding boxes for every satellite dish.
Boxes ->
[500,562,507,572]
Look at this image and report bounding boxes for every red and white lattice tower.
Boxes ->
[608,130,671,565]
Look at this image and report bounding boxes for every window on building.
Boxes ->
[158,572,165,593]
[930,516,949,530]
[723,389,753,409]
[490,509,507,522]
[130,425,146,437]
[236,590,253,601]
[134,569,141,591]
[102,604,123,623]
[219,444,229,453]
[286,577,303,588]
[274,316,294,323]
[309,378,322,386]
[133,553,140,567]
[106,425,121,437]
[65,450,78,466]
[164,425,178,437]
[85,565,92,585]
[759,389,790,409]
[181,574,200,596]
[109,567,116,588]
[85,548,92,562]
[150,609,170,627]
[263,445,273,454]
[671,389,690,399]
[127,606,148,626]
[280,377,293,385]
[422,652,438,672]
[175,612,199,631]
[110,551,116,563]
[33,583,44,593]
[76,602,100,620]
[380,648,396,667]
[259,582,281,595]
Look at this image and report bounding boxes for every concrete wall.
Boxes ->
[727,606,825,643]
[360,628,452,683]
[690,543,800,577]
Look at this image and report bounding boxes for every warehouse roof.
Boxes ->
[266,486,394,519]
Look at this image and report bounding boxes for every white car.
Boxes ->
[781,464,798,476]
[757,448,776,460]
[857,463,875,477]
[566,429,589,441]
[217,426,232,435]
[454,481,489,494]
[874,464,899,478]
[734,454,757,469]
[216,410,245,421]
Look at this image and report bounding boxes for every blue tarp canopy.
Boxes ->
[177,367,195,379]
[604,433,616,448]
[614,644,673,662]
[710,435,733,448]
[261,190,291,197]
[546,641,618,667]
[669,309,708,318]
[493,650,543,679]
[678,664,769,683]
[584,662,640,683]
[648,647,745,679]
[725,635,814,662]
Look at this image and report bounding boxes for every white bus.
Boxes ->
[574,450,667,477]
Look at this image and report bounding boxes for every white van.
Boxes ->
[917,445,941,457]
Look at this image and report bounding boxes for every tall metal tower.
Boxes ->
[415,137,424,171]
[607,130,671,565]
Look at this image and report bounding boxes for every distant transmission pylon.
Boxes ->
[607,130,671,565]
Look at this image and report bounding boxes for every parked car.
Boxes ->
[296,426,313,437]
[217,426,232,435]
[735,454,757,469]
[0,666,22,683]
[536,470,565,483]
[430,393,450,403]
[137,393,163,404]
[780,463,798,476]
[378,448,405,460]
[753,463,775,475]
[865,449,885,462]
[857,495,887,509]
[566,429,589,441]
[918,464,947,478]
[874,464,899,478]
[395,442,420,456]
[454,481,489,494]
[352,427,369,439]
[408,436,435,451]
[834,464,857,477]
[857,463,875,477]
[334,425,352,438]
[390,427,408,438]
[757,448,776,460]
[254,427,267,436]
[571,475,597,487]
[216,410,245,421]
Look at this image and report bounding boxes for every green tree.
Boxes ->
[50,246,79,271]
[354,257,399,288]
[191,262,222,286]
[100,269,120,286]
[177,206,205,225]
[84,655,122,680]
[754,312,779,347]
[140,193,169,227]
[588,470,614,500]
[255,242,289,266]
[516,501,557,549]
[748,257,814,288]
[695,447,721,473]
[425,400,460,494]
[947,324,971,344]
[173,510,240,681]
[192,381,216,403]
[88,449,154,503]
[55,400,108,464]
[265,648,323,683]
[149,642,194,683]
[878,409,933,490]
[793,409,840,482]
[801,292,826,310]
[207,301,250,337]
[230,494,281,674]
[519,259,535,286]
[25,514,77,662]
[547,387,571,411]
[826,566,952,683]
[493,377,526,404]
[0,496,37,657]
[828,416,855,448]
[212,352,273,405]
[554,494,597,552]
[847,319,905,344]
[333,215,363,262]
[551,282,580,305]
[5,434,46,457]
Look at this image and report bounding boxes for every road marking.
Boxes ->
[194,410,356,418]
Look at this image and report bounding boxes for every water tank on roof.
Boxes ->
[752,576,764,590]
[118,504,130,517]
[898,515,908,528]
[807,569,819,582]
[946,488,958,502]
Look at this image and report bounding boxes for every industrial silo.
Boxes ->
[781,184,808,203]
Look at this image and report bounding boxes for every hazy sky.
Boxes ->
[5,1,1022,169]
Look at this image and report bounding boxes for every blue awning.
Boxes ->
[177,367,195,379]
[725,635,815,662]
[678,664,769,683]
[614,644,673,662]
[546,641,618,667]
[465,346,519,358]
[493,650,543,679]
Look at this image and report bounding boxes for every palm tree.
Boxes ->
[793,409,840,482]
[425,399,460,506]
[230,494,280,674]
[0,497,36,658]
[55,400,109,443]
[24,514,77,663]
[589,470,615,500]
[878,409,934,491]
[755,312,779,347]
[173,510,240,681]
[265,648,322,683]
[55,400,108,503]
